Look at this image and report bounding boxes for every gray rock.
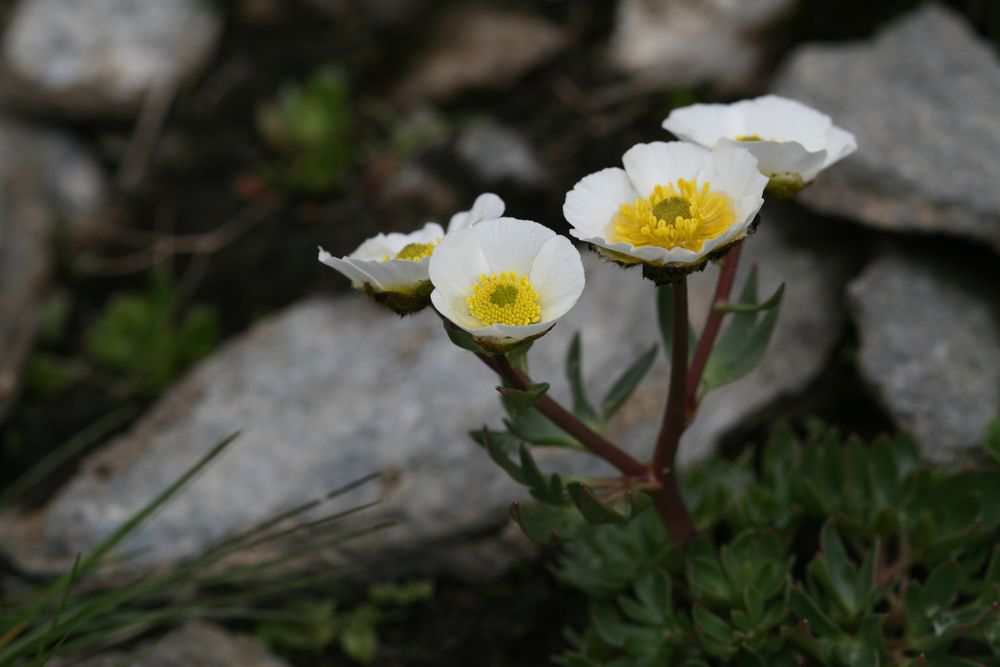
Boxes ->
[1,0,221,116]
[0,117,108,419]
[58,622,290,667]
[773,4,1000,253]
[0,205,857,579]
[395,6,567,103]
[848,251,1000,464]
[456,118,549,188]
[609,0,794,90]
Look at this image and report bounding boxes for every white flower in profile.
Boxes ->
[317,193,504,314]
[563,141,767,283]
[429,218,585,350]
[662,95,857,196]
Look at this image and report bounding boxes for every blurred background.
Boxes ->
[0,0,998,664]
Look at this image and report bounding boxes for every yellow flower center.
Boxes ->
[390,242,436,262]
[611,179,735,252]
[466,272,542,327]
[735,134,784,142]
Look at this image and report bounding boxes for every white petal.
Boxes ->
[476,218,555,276]
[528,236,585,320]
[350,235,395,261]
[319,249,382,288]
[447,193,506,233]
[428,227,491,299]
[821,125,858,170]
[733,95,831,152]
[662,103,743,148]
[622,141,708,198]
[563,167,637,238]
[697,145,768,223]
[351,256,430,289]
[490,321,555,339]
[430,288,481,331]
[698,145,767,198]
[719,138,826,181]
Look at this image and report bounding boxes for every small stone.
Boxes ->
[56,622,290,667]
[773,4,1000,252]
[0,117,108,419]
[848,251,1000,464]
[395,6,567,103]
[456,118,548,187]
[1,0,222,116]
[608,0,794,90]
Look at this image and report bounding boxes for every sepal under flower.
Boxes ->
[662,95,857,197]
[429,218,585,351]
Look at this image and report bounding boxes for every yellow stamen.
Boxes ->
[735,134,763,142]
[611,179,735,252]
[387,242,437,262]
[466,272,542,327]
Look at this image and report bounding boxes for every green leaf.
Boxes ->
[510,502,584,544]
[693,606,736,659]
[497,383,550,417]
[657,285,696,363]
[568,483,629,525]
[519,444,563,504]
[633,570,673,624]
[698,267,784,397]
[982,418,1000,466]
[789,587,842,639]
[566,333,600,424]
[923,561,960,613]
[340,605,378,664]
[470,428,526,484]
[601,345,658,420]
[443,321,488,354]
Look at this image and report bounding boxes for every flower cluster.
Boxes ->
[319,95,854,343]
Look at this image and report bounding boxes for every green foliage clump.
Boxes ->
[84,273,219,394]
[257,67,352,194]
[554,425,1000,667]
[256,579,434,664]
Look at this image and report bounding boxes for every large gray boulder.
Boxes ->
[0,207,857,580]
[848,251,1000,464]
[1,0,221,116]
[774,4,1000,253]
[0,117,107,419]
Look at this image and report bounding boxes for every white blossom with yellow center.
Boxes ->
[317,193,505,295]
[563,141,767,268]
[662,95,857,184]
[429,218,585,344]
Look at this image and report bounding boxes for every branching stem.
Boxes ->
[484,355,648,478]
[686,242,743,417]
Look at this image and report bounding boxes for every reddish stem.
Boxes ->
[652,280,690,477]
[485,355,648,478]
[649,279,696,546]
[686,242,743,416]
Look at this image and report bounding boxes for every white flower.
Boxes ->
[662,95,857,190]
[429,218,585,349]
[563,141,767,280]
[317,193,504,313]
